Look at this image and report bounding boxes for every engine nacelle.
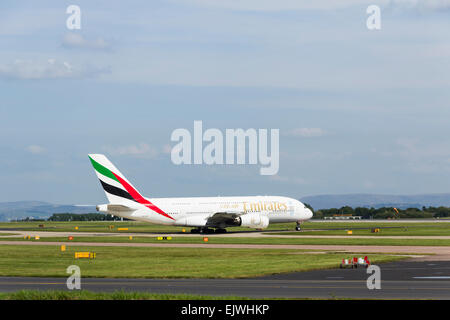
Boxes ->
[175,215,208,227]
[239,213,269,229]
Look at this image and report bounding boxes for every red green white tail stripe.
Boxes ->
[88,154,174,220]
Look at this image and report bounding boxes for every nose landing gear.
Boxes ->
[295,221,302,231]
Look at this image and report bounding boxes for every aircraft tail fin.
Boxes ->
[88,154,147,205]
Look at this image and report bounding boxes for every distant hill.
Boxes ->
[2,194,450,221]
[0,201,96,221]
[300,193,450,210]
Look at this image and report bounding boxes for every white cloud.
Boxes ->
[0,8,61,36]
[103,143,161,159]
[162,144,172,154]
[0,59,110,80]
[62,33,111,50]
[269,175,306,185]
[389,0,450,11]
[363,180,375,189]
[170,0,380,11]
[384,138,450,174]
[284,128,326,138]
[172,0,450,11]
[26,145,46,154]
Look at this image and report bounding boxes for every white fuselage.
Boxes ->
[102,195,313,228]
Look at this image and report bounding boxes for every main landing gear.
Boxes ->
[190,227,227,234]
[295,222,302,231]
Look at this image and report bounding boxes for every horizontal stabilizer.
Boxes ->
[96,204,138,213]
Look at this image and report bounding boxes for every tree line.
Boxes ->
[17,205,450,222]
[309,205,450,219]
[47,213,128,221]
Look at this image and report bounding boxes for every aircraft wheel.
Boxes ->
[200,228,214,234]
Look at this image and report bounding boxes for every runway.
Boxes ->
[1,260,449,299]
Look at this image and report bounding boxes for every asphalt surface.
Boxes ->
[1,260,449,299]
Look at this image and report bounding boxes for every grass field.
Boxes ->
[2,235,450,246]
[0,245,406,278]
[0,290,363,300]
[2,220,450,247]
[0,221,192,233]
[0,220,443,300]
[0,290,251,300]
[277,223,450,237]
[1,220,450,236]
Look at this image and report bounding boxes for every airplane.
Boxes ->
[89,154,313,234]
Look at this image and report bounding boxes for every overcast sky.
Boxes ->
[0,0,449,204]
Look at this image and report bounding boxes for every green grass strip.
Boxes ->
[0,289,251,300]
[2,235,450,246]
[0,245,407,278]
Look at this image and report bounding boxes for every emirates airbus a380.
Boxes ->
[89,154,313,233]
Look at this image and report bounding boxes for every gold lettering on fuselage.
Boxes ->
[243,201,288,213]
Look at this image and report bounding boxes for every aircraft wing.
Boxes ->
[206,211,243,227]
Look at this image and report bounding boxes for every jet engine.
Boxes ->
[238,213,269,229]
[176,215,208,227]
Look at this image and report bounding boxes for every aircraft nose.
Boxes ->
[306,208,313,219]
